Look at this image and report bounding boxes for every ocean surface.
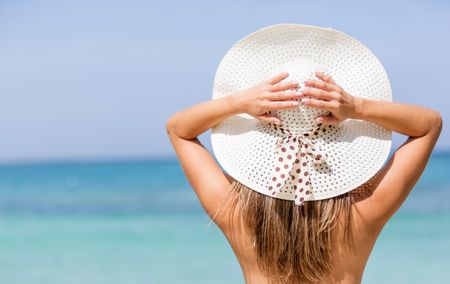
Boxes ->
[0,152,449,284]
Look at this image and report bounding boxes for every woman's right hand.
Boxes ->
[300,71,364,126]
[230,72,302,124]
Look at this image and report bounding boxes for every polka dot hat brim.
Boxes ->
[211,23,392,205]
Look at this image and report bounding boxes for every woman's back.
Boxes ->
[220,171,401,283]
[223,210,372,284]
[218,176,380,283]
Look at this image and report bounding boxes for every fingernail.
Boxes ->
[316,117,323,122]
[301,98,308,103]
[293,101,299,106]
[295,91,302,96]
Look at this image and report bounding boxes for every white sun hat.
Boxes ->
[211,23,392,206]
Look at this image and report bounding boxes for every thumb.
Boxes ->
[258,113,281,125]
[315,115,340,126]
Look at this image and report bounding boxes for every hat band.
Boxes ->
[266,123,331,206]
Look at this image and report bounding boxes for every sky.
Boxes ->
[0,0,449,163]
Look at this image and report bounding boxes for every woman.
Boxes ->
[166,71,442,283]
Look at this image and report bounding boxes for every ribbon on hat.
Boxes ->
[266,123,330,206]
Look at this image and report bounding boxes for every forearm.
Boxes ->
[354,97,442,137]
[166,95,240,139]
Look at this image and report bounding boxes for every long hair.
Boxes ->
[211,179,356,284]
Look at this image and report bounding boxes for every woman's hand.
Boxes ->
[230,72,302,124]
[300,71,364,126]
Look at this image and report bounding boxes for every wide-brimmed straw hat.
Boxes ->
[211,23,392,206]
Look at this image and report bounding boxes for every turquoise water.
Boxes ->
[0,153,449,283]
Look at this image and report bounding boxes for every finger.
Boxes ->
[315,115,341,126]
[271,80,299,92]
[268,90,302,101]
[266,100,299,110]
[300,88,338,101]
[315,71,337,85]
[304,79,340,93]
[265,72,289,85]
[301,98,335,111]
[258,114,281,125]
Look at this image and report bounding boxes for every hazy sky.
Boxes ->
[0,0,449,163]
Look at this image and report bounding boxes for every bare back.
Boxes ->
[221,177,383,284]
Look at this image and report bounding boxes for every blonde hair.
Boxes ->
[211,179,356,284]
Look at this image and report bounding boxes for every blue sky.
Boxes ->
[0,0,449,163]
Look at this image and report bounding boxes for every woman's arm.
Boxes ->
[301,71,443,231]
[167,72,303,139]
[351,97,442,230]
[354,99,441,138]
[166,72,302,224]
[166,95,238,140]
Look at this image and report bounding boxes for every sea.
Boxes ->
[0,152,449,284]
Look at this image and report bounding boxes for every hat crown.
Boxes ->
[211,23,392,204]
[269,58,330,134]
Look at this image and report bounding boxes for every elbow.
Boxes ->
[431,110,443,134]
[166,113,179,137]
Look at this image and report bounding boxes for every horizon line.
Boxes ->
[1,148,449,168]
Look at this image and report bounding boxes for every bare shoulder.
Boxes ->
[350,116,442,233]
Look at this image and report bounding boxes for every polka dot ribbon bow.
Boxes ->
[267,123,330,206]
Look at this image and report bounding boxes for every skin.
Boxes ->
[166,71,443,283]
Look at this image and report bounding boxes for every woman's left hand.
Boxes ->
[299,71,363,126]
[230,72,302,124]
